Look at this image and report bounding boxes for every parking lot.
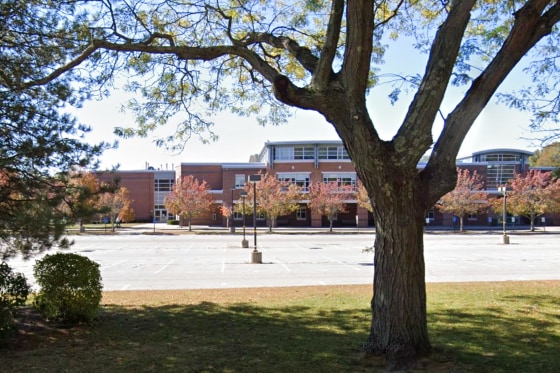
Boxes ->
[7,230,560,291]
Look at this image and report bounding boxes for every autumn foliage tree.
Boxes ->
[244,173,301,232]
[499,170,560,231]
[164,176,214,231]
[308,182,353,232]
[436,169,488,231]
[6,0,560,369]
[97,186,134,232]
[59,171,104,232]
[219,204,233,230]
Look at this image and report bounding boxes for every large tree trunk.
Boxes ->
[362,182,431,370]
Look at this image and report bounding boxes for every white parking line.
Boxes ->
[103,259,128,269]
[323,256,361,271]
[275,258,291,272]
[221,258,226,273]
[154,259,175,274]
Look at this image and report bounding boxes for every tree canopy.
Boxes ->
[244,173,301,232]
[164,175,214,231]
[308,181,353,232]
[3,0,560,369]
[498,170,560,231]
[0,1,108,259]
[436,168,488,231]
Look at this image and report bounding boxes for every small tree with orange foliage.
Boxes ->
[97,186,134,231]
[436,168,488,232]
[500,170,560,231]
[219,204,233,231]
[244,173,301,232]
[164,175,214,231]
[308,181,354,232]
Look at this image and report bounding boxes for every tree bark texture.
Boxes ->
[353,155,432,370]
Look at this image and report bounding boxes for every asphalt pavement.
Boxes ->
[7,227,560,291]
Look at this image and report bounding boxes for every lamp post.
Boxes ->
[498,186,509,244]
[230,188,236,233]
[248,174,262,263]
[240,191,248,248]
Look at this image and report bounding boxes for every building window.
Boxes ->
[274,147,293,160]
[273,146,314,160]
[155,179,174,192]
[482,153,521,162]
[233,211,243,220]
[277,173,311,191]
[486,164,515,189]
[293,146,315,160]
[318,146,350,160]
[235,174,246,188]
[322,173,357,190]
[296,207,307,220]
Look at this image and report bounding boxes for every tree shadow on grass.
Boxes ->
[1,302,373,373]
[2,287,558,373]
[429,293,560,373]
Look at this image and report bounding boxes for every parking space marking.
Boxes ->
[154,259,175,274]
[102,259,128,269]
[274,258,291,272]
[323,256,361,271]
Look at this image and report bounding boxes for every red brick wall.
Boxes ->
[97,171,154,222]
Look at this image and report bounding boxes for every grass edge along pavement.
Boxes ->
[1,281,559,373]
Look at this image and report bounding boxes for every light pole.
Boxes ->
[248,174,262,263]
[498,186,509,244]
[240,191,248,248]
[230,188,236,233]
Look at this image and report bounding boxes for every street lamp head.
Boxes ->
[248,174,262,183]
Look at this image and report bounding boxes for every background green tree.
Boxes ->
[0,2,106,260]
[4,0,560,369]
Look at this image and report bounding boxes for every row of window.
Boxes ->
[273,146,350,161]
[155,179,174,192]
[232,206,308,221]
[235,172,357,191]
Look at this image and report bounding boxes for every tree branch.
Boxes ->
[342,0,374,95]
[241,32,320,74]
[18,44,99,90]
[394,0,476,163]
[426,0,560,200]
[312,0,344,90]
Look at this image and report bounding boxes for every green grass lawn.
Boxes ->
[1,281,558,372]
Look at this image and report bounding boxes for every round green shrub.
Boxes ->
[0,262,30,342]
[33,253,102,323]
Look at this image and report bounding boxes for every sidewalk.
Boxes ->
[119,223,560,235]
